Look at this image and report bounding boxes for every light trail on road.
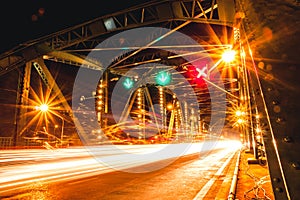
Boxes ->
[0,140,241,197]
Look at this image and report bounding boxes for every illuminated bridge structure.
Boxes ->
[0,1,299,199]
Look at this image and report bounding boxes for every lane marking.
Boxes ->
[193,151,236,200]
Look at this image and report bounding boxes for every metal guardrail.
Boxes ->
[0,137,13,149]
[0,137,83,149]
[228,149,241,200]
[0,137,46,149]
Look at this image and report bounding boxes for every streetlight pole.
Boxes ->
[54,114,65,147]
[37,103,65,147]
[54,124,58,136]
[60,116,64,146]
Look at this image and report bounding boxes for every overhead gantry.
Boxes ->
[0,0,236,75]
[0,0,238,144]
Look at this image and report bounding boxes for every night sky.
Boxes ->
[0,0,152,54]
[0,0,152,137]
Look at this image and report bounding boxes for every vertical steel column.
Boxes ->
[14,62,32,146]
[217,0,236,24]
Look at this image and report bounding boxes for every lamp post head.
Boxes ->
[38,104,49,112]
[222,50,236,63]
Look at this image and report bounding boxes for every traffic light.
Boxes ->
[185,64,208,86]
[155,71,171,86]
[122,77,134,90]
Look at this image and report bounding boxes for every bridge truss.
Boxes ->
[0,0,299,199]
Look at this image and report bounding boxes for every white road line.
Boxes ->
[193,151,236,200]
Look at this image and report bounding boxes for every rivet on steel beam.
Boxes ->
[258,61,265,69]
[265,73,274,81]
[291,162,300,170]
[283,136,293,143]
[275,187,283,193]
[256,89,260,95]
[266,64,272,71]
[267,87,273,92]
[276,117,285,124]
[272,177,281,183]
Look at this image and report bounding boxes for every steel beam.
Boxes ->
[0,0,236,77]
[32,59,71,112]
[14,63,32,145]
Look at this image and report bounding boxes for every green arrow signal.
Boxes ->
[155,71,171,86]
[123,77,134,89]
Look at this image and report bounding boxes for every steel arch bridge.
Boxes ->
[0,1,299,199]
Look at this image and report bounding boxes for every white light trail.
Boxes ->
[0,140,241,194]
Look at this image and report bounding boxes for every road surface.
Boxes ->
[0,140,241,199]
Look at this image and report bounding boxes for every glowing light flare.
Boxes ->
[16,80,68,136]
[256,135,261,140]
[256,127,262,133]
[237,118,244,124]
[222,50,236,63]
[235,110,242,117]
[166,103,173,111]
[227,104,249,128]
[235,110,245,117]
[223,140,243,150]
[39,104,49,112]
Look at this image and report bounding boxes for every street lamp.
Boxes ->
[222,50,236,63]
[59,117,65,146]
[39,104,49,112]
[36,104,65,147]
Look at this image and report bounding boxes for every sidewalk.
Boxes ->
[235,149,275,200]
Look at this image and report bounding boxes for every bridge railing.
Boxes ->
[0,137,13,149]
[0,137,83,149]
